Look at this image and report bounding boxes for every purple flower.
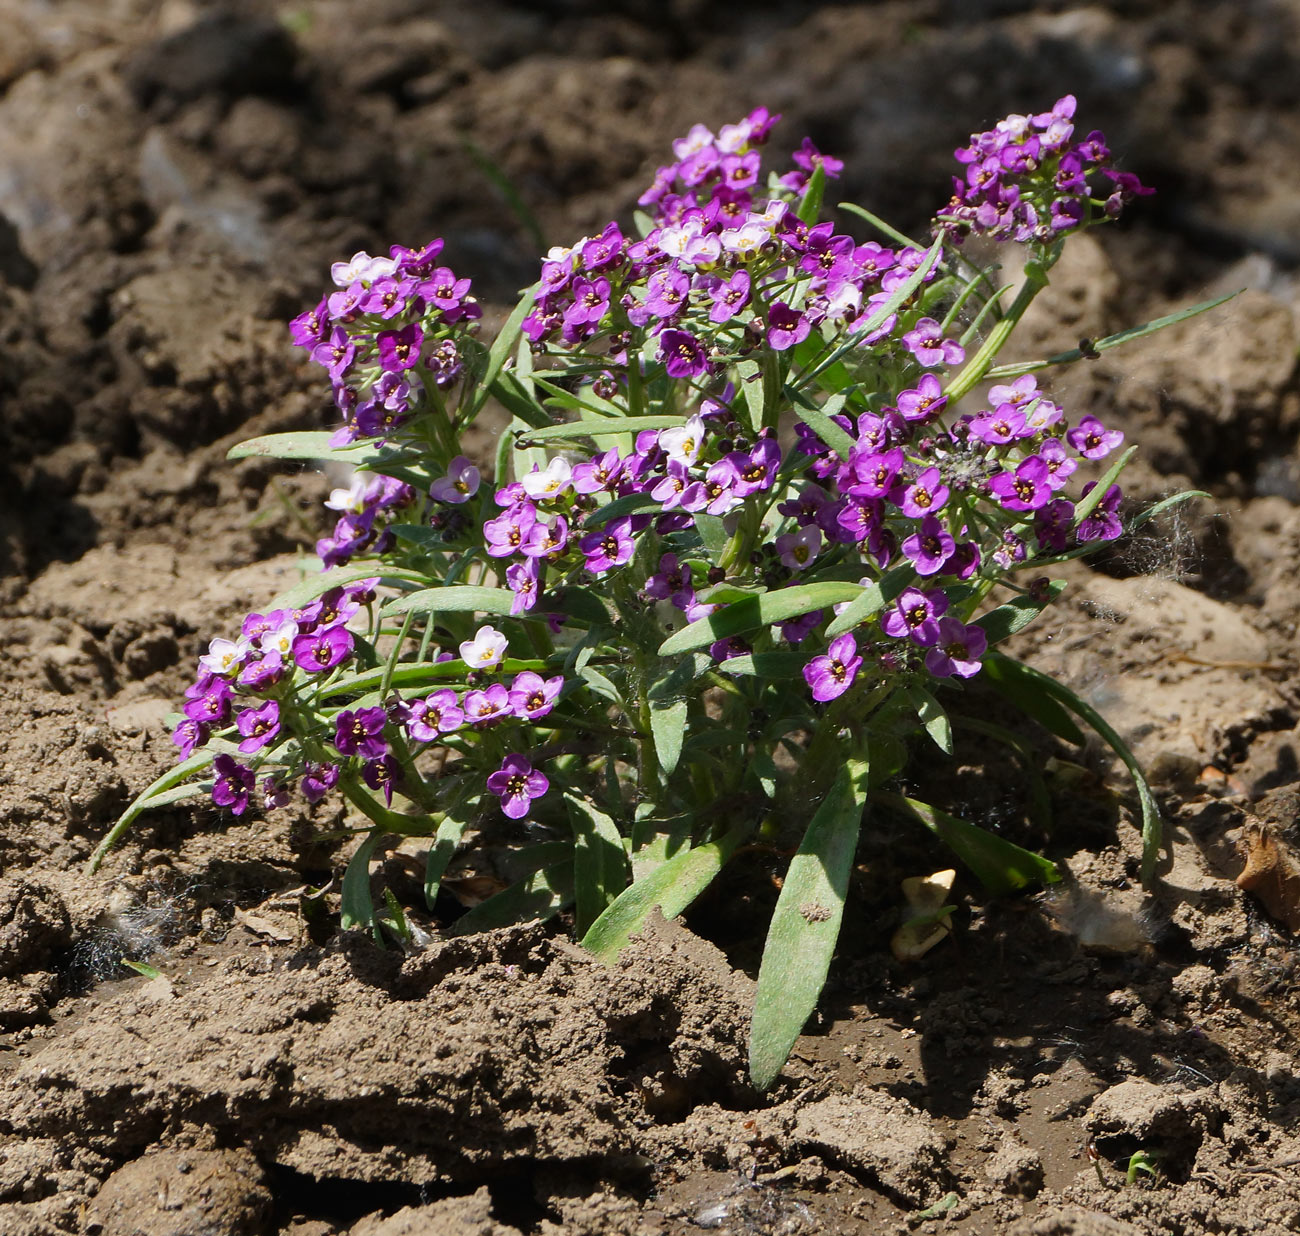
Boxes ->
[506,558,541,615]
[803,633,863,702]
[1035,497,1076,551]
[896,467,950,518]
[1076,483,1123,543]
[509,671,564,720]
[211,754,256,816]
[1039,437,1076,490]
[780,609,823,645]
[658,329,709,379]
[1066,415,1124,459]
[847,447,904,498]
[776,526,821,571]
[580,517,635,574]
[565,276,612,328]
[236,700,282,754]
[183,677,233,725]
[292,625,354,674]
[572,448,624,495]
[301,762,340,804]
[334,706,388,759]
[407,689,465,741]
[460,625,508,671]
[171,717,208,760]
[709,269,751,323]
[924,618,988,679]
[969,404,1028,445]
[896,375,946,423]
[643,552,691,601]
[901,515,955,576]
[464,684,512,726]
[644,268,689,320]
[521,515,570,560]
[486,755,549,819]
[312,327,356,381]
[902,319,965,368]
[728,438,781,497]
[484,501,538,558]
[881,587,950,647]
[988,457,1052,512]
[766,301,811,352]
[429,456,481,504]
[376,322,423,372]
[361,754,401,806]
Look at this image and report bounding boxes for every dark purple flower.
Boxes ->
[924,618,988,679]
[766,301,811,352]
[803,633,863,702]
[334,706,388,759]
[361,754,401,806]
[902,515,955,576]
[486,754,550,820]
[301,761,340,804]
[211,754,256,816]
[1035,498,1076,551]
[1076,483,1123,543]
[780,609,823,645]
[658,329,709,379]
[728,438,781,497]
[292,625,354,674]
[644,552,691,601]
[236,700,282,754]
[897,467,950,518]
[183,677,233,725]
[376,322,423,372]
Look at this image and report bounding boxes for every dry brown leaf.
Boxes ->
[1236,824,1300,932]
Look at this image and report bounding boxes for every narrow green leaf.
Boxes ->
[1127,489,1211,533]
[974,581,1068,645]
[692,512,730,557]
[381,585,516,619]
[566,794,631,936]
[472,285,539,418]
[982,290,1241,381]
[906,685,953,754]
[994,657,1163,885]
[267,565,427,614]
[583,493,662,528]
[340,833,385,932]
[389,524,451,551]
[823,564,914,637]
[749,758,871,1091]
[736,358,765,435]
[489,371,552,429]
[718,651,804,679]
[788,391,855,459]
[836,201,923,251]
[1073,445,1137,527]
[579,665,622,704]
[424,811,471,910]
[581,824,750,963]
[87,751,217,873]
[227,431,403,465]
[452,858,575,934]
[796,159,826,224]
[875,791,1059,894]
[122,959,163,980]
[658,581,863,656]
[981,654,1087,746]
[515,414,686,445]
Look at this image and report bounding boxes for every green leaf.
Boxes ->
[749,758,870,1091]
[981,654,1087,746]
[650,698,688,778]
[692,512,730,557]
[578,664,623,704]
[515,414,687,445]
[566,795,631,937]
[451,857,575,934]
[581,824,750,963]
[982,290,1241,381]
[788,390,855,459]
[381,585,516,619]
[735,358,765,436]
[389,524,451,551]
[227,431,402,465]
[474,285,540,418]
[875,791,1059,895]
[122,959,163,980]
[1073,445,1138,527]
[340,833,385,933]
[717,651,804,679]
[583,493,662,528]
[1127,489,1211,533]
[86,751,217,873]
[548,586,611,629]
[835,201,923,251]
[489,371,552,429]
[991,657,1163,885]
[796,159,826,224]
[906,685,953,754]
[658,581,863,656]
[423,809,472,911]
[975,581,1068,644]
[823,564,914,638]
[267,566,427,615]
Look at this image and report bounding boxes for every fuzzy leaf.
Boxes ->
[581,824,749,963]
[227,431,403,465]
[980,653,1087,746]
[566,795,631,936]
[452,855,575,934]
[823,564,914,637]
[906,685,953,754]
[975,581,1068,644]
[749,758,871,1091]
[381,585,516,619]
[340,833,385,933]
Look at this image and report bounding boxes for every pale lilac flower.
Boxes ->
[199,637,252,678]
[464,684,512,726]
[776,526,821,571]
[519,458,573,501]
[506,558,541,615]
[659,416,707,468]
[407,689,465,741]
[903,318,965,367]
[486,755,550,820]
[509,671,564,720]
[429,456,481,504]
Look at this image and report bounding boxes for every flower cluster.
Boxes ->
[289,240,482,446]
[937,94,1153,243]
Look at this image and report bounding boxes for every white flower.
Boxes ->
[198,637,251,677]
[330,250,398,288]
[259,619,300,659]
[519,458,573,501]
[659,416,706,468]
[459,625,508,671]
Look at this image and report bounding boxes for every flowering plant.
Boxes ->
[101,99,1223,1089]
